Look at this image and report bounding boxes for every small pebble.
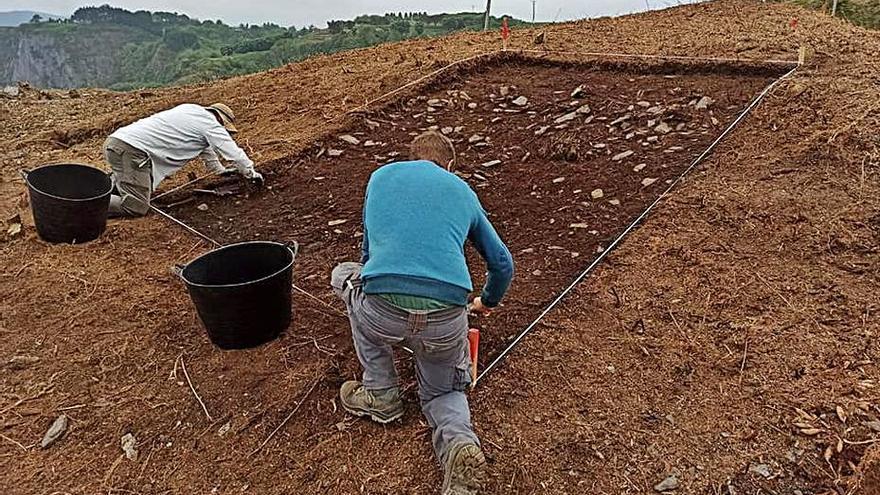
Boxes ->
[654,475,679,492]
[41,415,68,449]
[121,433,138,461]
[339,134,360,145]
[612,150,635,162]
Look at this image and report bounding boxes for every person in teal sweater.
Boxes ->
[331,131,513,495]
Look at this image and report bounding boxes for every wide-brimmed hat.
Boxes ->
[207,103,238,133]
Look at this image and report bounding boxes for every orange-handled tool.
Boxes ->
[468,328,480,388]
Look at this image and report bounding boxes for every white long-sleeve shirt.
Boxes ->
[111,103,256,189]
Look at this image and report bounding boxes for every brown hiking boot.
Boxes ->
[441,442,487,495]
[339,381,404,424]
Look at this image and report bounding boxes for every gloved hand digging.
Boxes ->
[247,170,265,187]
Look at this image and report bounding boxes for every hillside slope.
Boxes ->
[0,8,525,90]
[1,1,879,494]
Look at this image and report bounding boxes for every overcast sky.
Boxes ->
[0,0,701,27]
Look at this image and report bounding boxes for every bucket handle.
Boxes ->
[170,242,296,280]
[19,169,30,181]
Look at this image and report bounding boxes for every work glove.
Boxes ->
[247,170,265,187]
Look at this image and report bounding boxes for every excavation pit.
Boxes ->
[161,55,791,373]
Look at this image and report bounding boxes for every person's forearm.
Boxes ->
[199,149,225,173]
[470,213,514,307]
[231,157,257,177]
[206,127,256,177]
[480,250,514,307]
[204,158,227,173]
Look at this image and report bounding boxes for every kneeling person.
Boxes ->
[103,103,262,217]
[331,131,514,495]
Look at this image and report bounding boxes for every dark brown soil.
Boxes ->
[162,59,781,367]
[1,1,879,494]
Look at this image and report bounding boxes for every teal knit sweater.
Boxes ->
[361,161,514,307]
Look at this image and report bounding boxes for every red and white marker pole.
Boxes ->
[468,328,480,388]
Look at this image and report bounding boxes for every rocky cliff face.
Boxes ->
[9,33,78,87]
[0,25,143,88]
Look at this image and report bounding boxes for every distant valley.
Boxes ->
[0,5,524,90]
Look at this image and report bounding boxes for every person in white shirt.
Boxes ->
[103,102,263,217]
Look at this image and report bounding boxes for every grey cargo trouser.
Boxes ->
[331,262,479,462]
[103,137,152,217]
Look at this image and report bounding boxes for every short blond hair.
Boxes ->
[411,131,456,170]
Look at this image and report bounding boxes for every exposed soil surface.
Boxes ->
[163,59,783,370]
[1,1,879,494]
[858,445,880,493]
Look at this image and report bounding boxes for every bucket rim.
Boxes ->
[180,240,297,289]
[23,163,113,203]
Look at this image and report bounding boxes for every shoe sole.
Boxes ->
[442,444,487,495]
[341,403,404,425]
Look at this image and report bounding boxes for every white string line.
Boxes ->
[150,204,220,246]
[474,64,799,386]
[151,204,340,314]
[347,50,504,114]
[154,172,221,200]
[515,48,799,66]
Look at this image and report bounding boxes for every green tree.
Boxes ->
[163,28,200,51]
[30,14,43,23]
[390,19,410,37]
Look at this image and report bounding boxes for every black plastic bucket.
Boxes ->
[177,241,298,350]
[22,164,112,244]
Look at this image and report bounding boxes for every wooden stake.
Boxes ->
[483,0,492,31]
[798,45,808,65]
